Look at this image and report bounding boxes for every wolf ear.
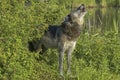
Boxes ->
[77,4,85,11]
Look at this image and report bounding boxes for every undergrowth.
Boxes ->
[0,0,120,80]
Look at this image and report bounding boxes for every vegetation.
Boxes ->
[0,0,120,80]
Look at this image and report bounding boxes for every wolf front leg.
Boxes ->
[58,48,65,76]
[66,42,76,75]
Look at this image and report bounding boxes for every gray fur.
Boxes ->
[28,4,87,76]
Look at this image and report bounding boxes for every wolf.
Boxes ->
[28,4,87,76]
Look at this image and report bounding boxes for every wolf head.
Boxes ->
[64,4,87,25]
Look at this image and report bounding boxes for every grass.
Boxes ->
[0,0,120,80]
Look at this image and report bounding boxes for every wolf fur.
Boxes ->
[28,4,87,76]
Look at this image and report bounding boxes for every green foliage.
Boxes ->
[1,0,120,80]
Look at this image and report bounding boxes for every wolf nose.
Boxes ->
[77,4,85,12]
[80,4,85,9]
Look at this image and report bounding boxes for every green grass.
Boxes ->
[0,0,120,80]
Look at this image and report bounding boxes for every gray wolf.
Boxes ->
[28,4,87,76]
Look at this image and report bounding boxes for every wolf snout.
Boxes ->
[77,4,86,12]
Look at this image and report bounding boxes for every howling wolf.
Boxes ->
[28,4,87,76]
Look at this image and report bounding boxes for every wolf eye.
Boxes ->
[68,14,70,17]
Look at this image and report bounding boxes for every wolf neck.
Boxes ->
[62,22,83,41]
